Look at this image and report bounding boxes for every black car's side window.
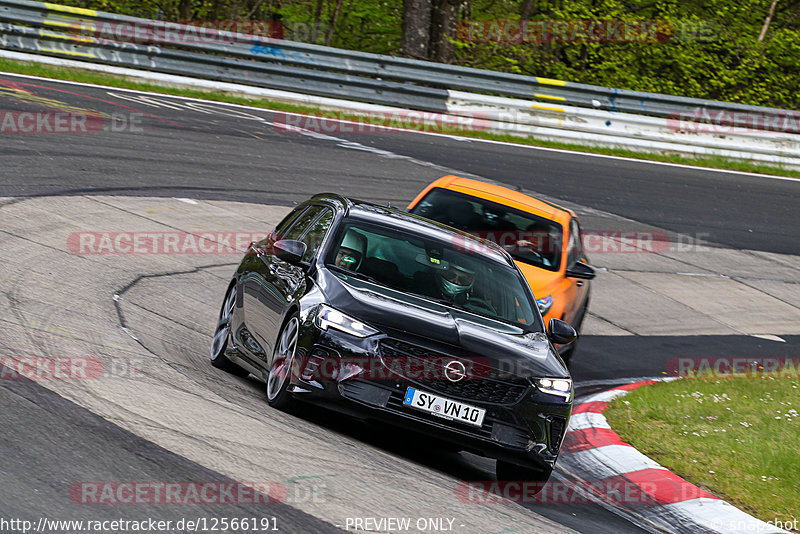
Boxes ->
[275,206,308,238]
[281,205,334,262]
[283,206,325,241]
[300,209,334,262]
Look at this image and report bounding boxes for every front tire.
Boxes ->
[210,283,249,377]
[266,314,300,410]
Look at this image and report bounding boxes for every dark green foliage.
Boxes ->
[55,0,800,109]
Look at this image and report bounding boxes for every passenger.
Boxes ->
[335,230,367,270]
[482,204,515,230]
[436,200,481,231]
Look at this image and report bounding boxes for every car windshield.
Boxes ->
[324,220,538,327]
[410,188,564,271]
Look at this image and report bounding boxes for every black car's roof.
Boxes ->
[310,192,513,267]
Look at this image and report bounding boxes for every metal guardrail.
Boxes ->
[0,0,451,110]
[0,22,450,111]
[446,91,800,168]
[0,0,798,170]
[0,0,797,134]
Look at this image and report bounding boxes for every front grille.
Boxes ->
[379,338,530,405]
[340,380,531,449]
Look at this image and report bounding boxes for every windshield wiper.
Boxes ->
[430,298,475,314]
[326,265,383,285]
[510,252,549,269]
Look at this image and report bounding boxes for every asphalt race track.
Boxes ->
[1,73,798,534]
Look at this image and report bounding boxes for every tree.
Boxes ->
[402,0,432,58]
[429,0,462,61]
[758,0,779,41]
[325,0,345,46]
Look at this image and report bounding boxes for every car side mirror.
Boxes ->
[548,318,577,345]
[565,260,596,280]
[273,239,307,264]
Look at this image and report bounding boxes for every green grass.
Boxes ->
[2,56,800,181]
[605,377,800,528]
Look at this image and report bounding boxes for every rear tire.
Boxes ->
[210,284,250,377]
[266,314,300,410]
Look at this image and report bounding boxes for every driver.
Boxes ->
[482,204,515,230]
[335,229,367,270]
[437,262,475,300]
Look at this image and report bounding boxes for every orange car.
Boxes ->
[408,176,595,362]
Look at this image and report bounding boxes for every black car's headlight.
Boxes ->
[533,378,572,401]
[315,304,378,337]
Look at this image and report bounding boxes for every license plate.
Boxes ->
[403,387,486,427]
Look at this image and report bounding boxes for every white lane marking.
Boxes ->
[574,376,663,391]
[580,388,632,404]
[175,198,199,205]
[662,498,792,534]
[567,412,612,431]
[108,91,266,120]
[283,126,451,168]
[750,334,786,342]
[102,87,474,173]
[563,445,668,479]
[1,70,799,183]
[107,91,189,111]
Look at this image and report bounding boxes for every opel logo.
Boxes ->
[444,360,467,382]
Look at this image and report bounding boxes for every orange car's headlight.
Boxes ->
[536,295,553,316]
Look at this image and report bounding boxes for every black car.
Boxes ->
[210,193,576,482]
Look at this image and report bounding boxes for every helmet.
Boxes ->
[337,229,367,269]
[444,200,479,229]
[437,262,475,298]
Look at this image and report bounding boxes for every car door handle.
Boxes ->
[576,281,584,287]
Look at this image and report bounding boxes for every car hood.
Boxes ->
[317,268,569,378]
